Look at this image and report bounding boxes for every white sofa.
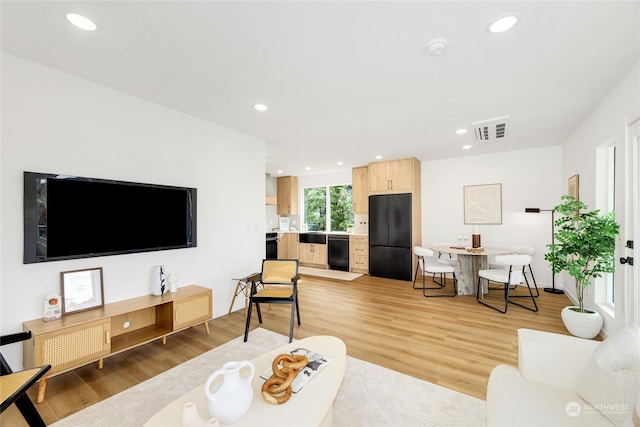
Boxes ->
[487,327,640,426]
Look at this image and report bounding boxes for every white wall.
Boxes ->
[422,146,563,288]
[560,60,640,331]
[563,62,639,209]
[1,54,266,368]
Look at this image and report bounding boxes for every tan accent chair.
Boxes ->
[244,259,300,343]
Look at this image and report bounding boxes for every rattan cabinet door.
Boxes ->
[173,292,212,331]
[34,318,111,375]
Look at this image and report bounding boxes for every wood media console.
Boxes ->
[23,285,212,402]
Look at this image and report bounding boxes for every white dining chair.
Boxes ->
[489,246,539,296]
[412,246,457,297]
[432,242,457,267]
[477,254,538,313]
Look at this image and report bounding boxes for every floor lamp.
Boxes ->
[525,208,565,294]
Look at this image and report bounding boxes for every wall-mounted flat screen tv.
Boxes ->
[24,172,197,264]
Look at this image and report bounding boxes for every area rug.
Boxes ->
[50,328,485,426]
[298,266,362,281]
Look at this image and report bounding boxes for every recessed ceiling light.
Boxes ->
[66,13,97,31]
[462,144,473,150]
[337,161,344,166]
[456,129,468,135]
[305,166,311,171]
[277,169,284,174]
[488,14,519,33]
[254,104,268,112]
[375,155,383,160]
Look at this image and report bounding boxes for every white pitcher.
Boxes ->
[204,360,255,424]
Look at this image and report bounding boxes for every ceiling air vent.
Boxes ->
[471,115,510,143]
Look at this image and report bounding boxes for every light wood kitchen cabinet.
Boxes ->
[299,243,327,268]
[23,285,212,402]
[277,176,298,215]
[349,234,369,274]
[278,232,300,259]
[352,166,369,213]
[368,158,419,195]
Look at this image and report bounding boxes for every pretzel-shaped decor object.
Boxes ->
[261,354,308,404]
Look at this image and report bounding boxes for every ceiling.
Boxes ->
[2,1,639,177]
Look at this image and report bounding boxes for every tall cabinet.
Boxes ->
[367,157,421,280]
[351,166,369,214]
[277,176,298,216]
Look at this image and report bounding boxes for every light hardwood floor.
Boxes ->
[1,273,574,426]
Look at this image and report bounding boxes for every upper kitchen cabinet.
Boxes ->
[265,173,277,205]
[277,176,298,215]
[352,166,369,213]
[368,157,421,195]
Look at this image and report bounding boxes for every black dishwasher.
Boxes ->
[328,234,350,271]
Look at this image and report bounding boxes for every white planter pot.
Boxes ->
[561,306,603,339]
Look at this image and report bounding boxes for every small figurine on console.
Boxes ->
[44,292,62,321]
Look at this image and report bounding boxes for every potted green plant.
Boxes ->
[545,195,619,338]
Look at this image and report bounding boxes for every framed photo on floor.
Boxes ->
[60,267,104,315]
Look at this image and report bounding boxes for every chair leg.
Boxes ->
[14,394,46,427]
[295,294,301,326]
[228,281,241,315]
[423,273,456,297]
[243,299,253,342]
[504,282,510,312]
[508,280,539,312]
[431,272,446,287]
[288,298,296,343]
[255,303,263,324]
[477,276,508,313]
[412,258,422,289]
[527,265,540,297]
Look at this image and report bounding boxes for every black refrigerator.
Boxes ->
[369,193,412,281]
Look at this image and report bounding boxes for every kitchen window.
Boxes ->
[303,185,353,232]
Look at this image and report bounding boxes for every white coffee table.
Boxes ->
[144,335,346,426]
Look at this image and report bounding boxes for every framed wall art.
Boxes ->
[60,267,104,315]
[464,183,502,224]
[568,174,579,200]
